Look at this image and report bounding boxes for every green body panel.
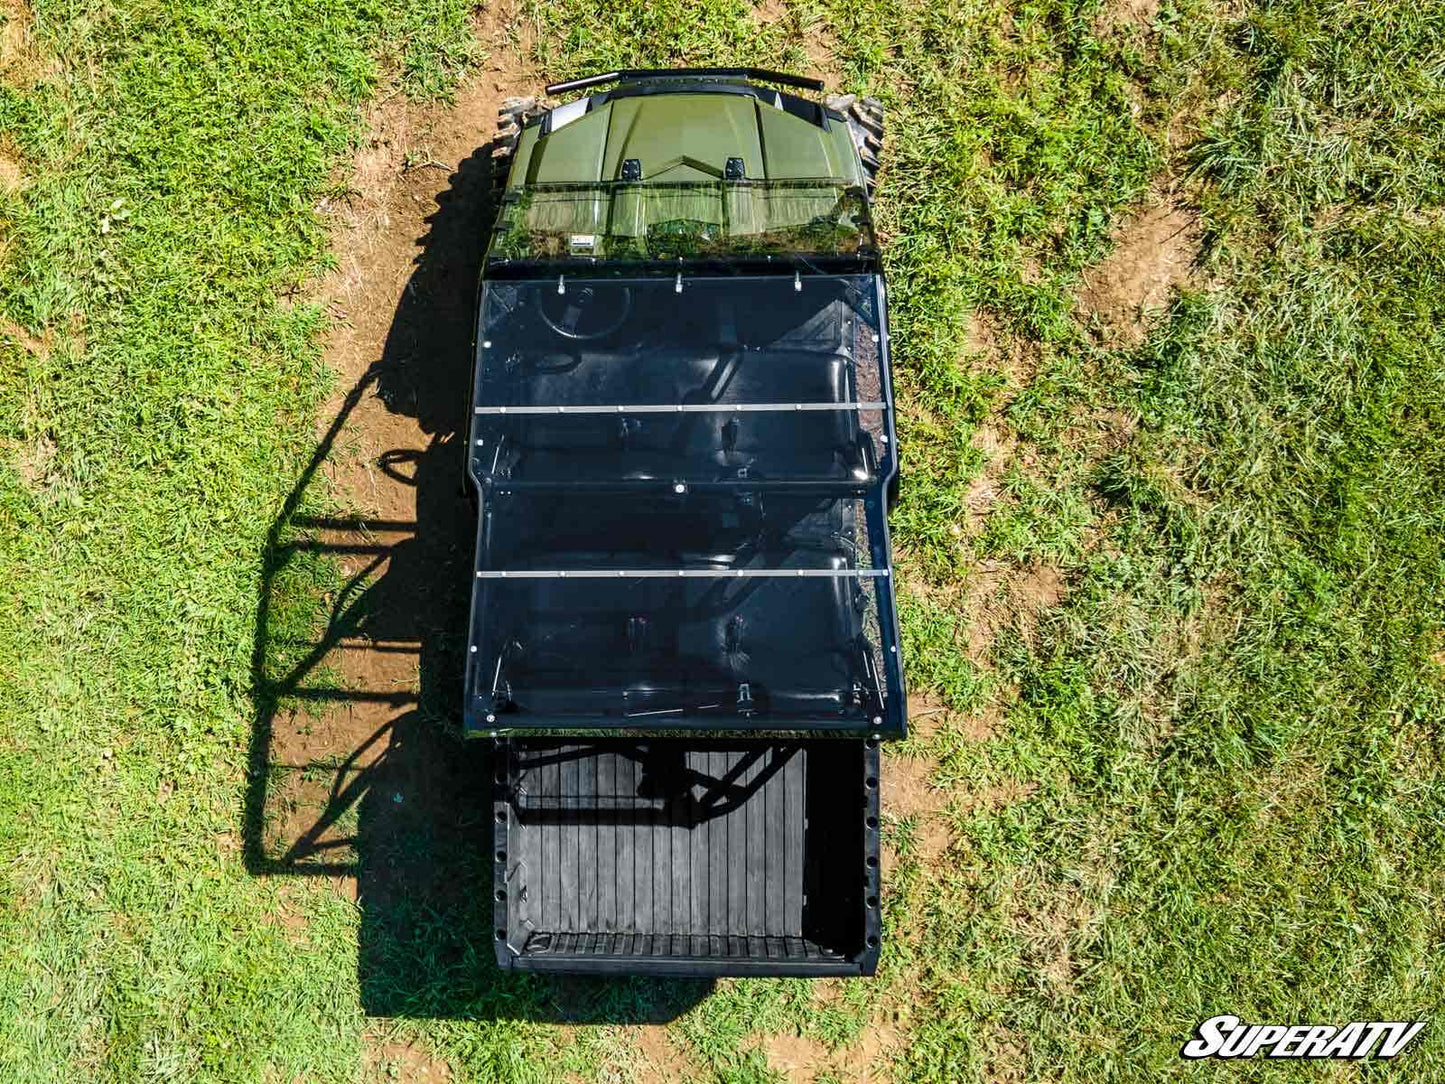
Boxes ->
[509,91,862,187]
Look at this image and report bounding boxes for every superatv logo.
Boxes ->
[1182,1016,1425,1060]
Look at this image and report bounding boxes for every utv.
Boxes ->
[466,69,904,977]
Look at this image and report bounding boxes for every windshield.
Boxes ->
[488,180,876,262]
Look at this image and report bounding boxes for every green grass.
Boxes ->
[3,0,1445,1080]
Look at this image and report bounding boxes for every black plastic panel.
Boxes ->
[470,274,891,490]
[463,271,905,737]
[464,492,900,733]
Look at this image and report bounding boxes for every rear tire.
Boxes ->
[826,94,885,200]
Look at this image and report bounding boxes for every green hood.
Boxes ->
[510,91,862,186]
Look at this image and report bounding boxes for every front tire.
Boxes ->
[493,96,544,191]
[826,94,885,200]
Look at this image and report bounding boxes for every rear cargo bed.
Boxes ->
[493,738,881,976]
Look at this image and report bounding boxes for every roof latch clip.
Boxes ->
[736,682,755,717]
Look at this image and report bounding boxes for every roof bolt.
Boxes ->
[673,482,686,494]
[486,713,497,724]
[470,645,478,653]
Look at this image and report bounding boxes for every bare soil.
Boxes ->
[363,1035,453,1083]
[855,1023,902,1080]
[12,432,55,490]
[914,818,953,867]
[749,1018,902,1084]
[0,0,58,86]
[0,141,23,191]
[761,1032,832,1083]
[964,308,1039,387]
[882,754,942,818]
[1079,196,1199,346]
[905,693,948,742]
[1095,0,1161,36]
[962,421,1018,536]
[630,1024,699,1084]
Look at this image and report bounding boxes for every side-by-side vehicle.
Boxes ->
[465,68,904,976]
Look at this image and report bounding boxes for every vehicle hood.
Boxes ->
[513,92,857,185]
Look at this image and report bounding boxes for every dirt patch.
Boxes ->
[1,317,51,361]
[0,139,23,191]
[752,0,841,83]
[748,1020,901,1084]
[1013,879,1102,1000]
[753,0,787,23]
[0,0,57,85]
[964,309,1038,388]
[12,432,56,490]
[1079,197,1199,347]
[880,840,898,880]
[1012,563,1065,612]
[962,561,1068,667]
[798,18,841,84]
[1092,406,1139,453]
[363,1036,452,1083]
[962,421,1018,536]
[914,819,952,868]
[982,1028,1027,1084]
[905,693,948,742]
[882,754,941,818]
[630,1024,697,1084]
[760,1033,831,1084]
[812,978,847,1006]
[853,1023,902,1082]
[1095,0,1160,35]
[958,704,998,743]
[967,308,999,359]
[273,883,312,938]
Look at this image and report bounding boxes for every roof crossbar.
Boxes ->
[474,401,886,415]
[475,568,889,579]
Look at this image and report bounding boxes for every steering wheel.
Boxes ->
[533,282,634,342]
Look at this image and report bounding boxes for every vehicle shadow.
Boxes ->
[243,141,711,1024]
